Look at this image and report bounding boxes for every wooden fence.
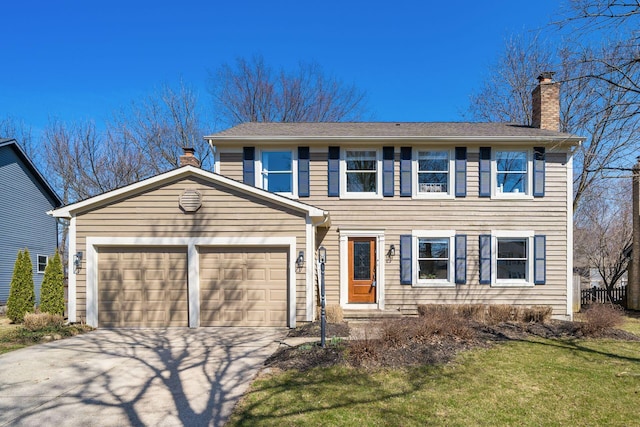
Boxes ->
[580,286,627,307]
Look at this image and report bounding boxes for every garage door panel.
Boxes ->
[200,247,288,327]
[98,247,188,327]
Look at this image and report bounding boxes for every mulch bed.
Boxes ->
[265,319,640,372]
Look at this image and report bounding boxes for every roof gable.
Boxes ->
[0,139,62,206]
[49,165,328,221]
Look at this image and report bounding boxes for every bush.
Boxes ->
[39,250,65,316]
[23,312,65,331]
[6,249,35,323]
[579,303,624,336]
[519,306,553,324]
[316,304,344,323]
[487,305,518,324]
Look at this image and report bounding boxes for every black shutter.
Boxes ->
[400,234,412,285]
[298,147,310,197]
[455,234,467,284]
[328,146,340,197]
[400,147,412,197]
[533,147,545,197]
[479,147,491,197]
[243,147,255,186]
[534,235,546,284]
[383,146,394,197]
[479,234,491,284]
[455,147,467,197]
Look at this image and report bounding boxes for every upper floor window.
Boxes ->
[414,150,453,197]
[341,149,381,198]
[37,255,48,274]
[494,150,530,196]
[258,150,296,196]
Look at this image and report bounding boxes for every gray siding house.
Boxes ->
[0,139,61,304]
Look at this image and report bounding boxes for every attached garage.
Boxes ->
[199,247,288,327]
[50,165,328,328]
[97,247,188,327]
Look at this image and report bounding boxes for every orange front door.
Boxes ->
[348,237,376,303]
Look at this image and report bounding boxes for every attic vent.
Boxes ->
[179,189,202,212]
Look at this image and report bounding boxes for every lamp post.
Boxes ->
[318,246,327,348]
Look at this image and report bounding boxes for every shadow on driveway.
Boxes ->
[0,327,287,426]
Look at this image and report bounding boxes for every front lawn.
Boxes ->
[229,312,640,426]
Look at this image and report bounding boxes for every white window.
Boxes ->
[37,255,48,274]
[412,230,455,286]
[413,149,454,198]
[257,150,297,197]
[492,231,534,286]
[340,149,382,198]
[493,150,532,198]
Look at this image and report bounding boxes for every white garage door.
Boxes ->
[199,247,288,327]
[98,247,188,327]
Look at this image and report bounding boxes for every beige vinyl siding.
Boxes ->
[214,144,571,316]
[304,147,570,316]
[74,176,308,323]
[220,152,243,181]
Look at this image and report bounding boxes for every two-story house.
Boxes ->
[50,74,583,328]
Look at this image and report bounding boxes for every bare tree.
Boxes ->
[110,80,210,174]
[0,115,37,160]
[574,181,633,301]
[466,34,640,210]
[209,55,368,126]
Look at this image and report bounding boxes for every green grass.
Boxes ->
[230,336,640,426]
[622,315,640,335]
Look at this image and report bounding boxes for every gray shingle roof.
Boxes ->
[207,122,582,140]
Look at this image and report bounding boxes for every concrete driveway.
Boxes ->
[0,327,287,426]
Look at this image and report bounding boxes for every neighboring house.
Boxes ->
[0,139,61,304]
[50,74,584,328]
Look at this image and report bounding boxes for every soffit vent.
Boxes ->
[179,189,202,212]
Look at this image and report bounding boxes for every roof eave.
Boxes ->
[205,135,585,146]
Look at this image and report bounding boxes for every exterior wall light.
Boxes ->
[387,244,396,259]
[74,251,83,272]
[296,250,304,269]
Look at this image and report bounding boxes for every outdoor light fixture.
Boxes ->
[296,251,304,269]
[73,251,83,271]
[387,244,396,258]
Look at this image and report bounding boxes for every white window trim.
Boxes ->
[412,148,455,199]
[339,229,385,310]
[491,230,535,287]
[411,230,456,287]
[255,149,298,199]
[491,149,533,199]
[36,254,48,274]
[339,148,383,199]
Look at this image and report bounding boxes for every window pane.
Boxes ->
[418,239,449,259]
[265,173,292,192]
[497,172,526,193]
[497,260,527,279]
[418,172,448,192]
[353,241,371,280]
[497,239,527,258]
[262,151,292,172]
[346,172,377,192]
[418,260,448,280]
[418,151,448,171]
[346,151,376,171]
[496,151,527,172]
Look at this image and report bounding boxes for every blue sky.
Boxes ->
[1,1,561,136]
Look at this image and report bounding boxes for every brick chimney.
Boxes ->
[179,147,200,168]
[531,72,560,131]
